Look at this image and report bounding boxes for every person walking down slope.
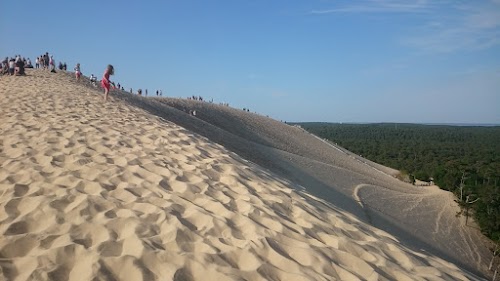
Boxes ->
[74,63,82,81]
[101,64,114,102]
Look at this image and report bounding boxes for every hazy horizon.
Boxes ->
[292,121,500,127]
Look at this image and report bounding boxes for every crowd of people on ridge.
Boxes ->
[2,52,256,112]
[1,52,73,77]
[35,52,58,73]
[1,55,33,76]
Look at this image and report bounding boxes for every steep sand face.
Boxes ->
[0,69,487,280]
[128,90,492,277]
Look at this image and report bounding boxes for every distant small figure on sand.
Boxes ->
[15,58,25,76]
[74,63,81,81]
[43,53,49,69]
[1,58,7,75]
[90,74,97,87]
[101,64,114,101]
[8,58,15,75]
[49,56,56,73]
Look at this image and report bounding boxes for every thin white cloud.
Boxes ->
[310,0,500,53]
[404,1,500,53]
[310,0,432,14]
[405,27,500,53]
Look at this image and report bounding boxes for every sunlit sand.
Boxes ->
[0,69,489,280]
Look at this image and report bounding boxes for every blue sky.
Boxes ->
[2,0,499,124]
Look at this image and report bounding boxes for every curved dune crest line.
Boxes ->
[353,184,368,208]
[352,183,375,225]
[0,69,489,280]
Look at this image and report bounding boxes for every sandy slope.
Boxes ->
[0,69,488,280]
[146,95,493,278]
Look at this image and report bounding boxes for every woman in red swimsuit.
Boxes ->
[101,64,114,101]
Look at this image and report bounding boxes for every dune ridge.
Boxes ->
[0,69,487,280]
[112,79,492,277]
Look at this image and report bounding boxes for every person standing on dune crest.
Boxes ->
[101,64,114,101]
[74,63,81,81]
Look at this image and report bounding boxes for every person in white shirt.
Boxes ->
[8,59,15,75]
[90,74,97,86]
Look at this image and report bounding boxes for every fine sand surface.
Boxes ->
[138,89,493,277]
[0,69,490,280]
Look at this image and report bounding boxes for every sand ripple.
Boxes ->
[0,70,481,280]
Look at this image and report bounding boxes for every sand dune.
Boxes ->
[0,69,489,280]
[146,93,493,278]
[132,97,426,216]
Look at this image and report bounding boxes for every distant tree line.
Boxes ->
[297,123,500,241]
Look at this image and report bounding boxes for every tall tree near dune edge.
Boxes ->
[490,242,500,271]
